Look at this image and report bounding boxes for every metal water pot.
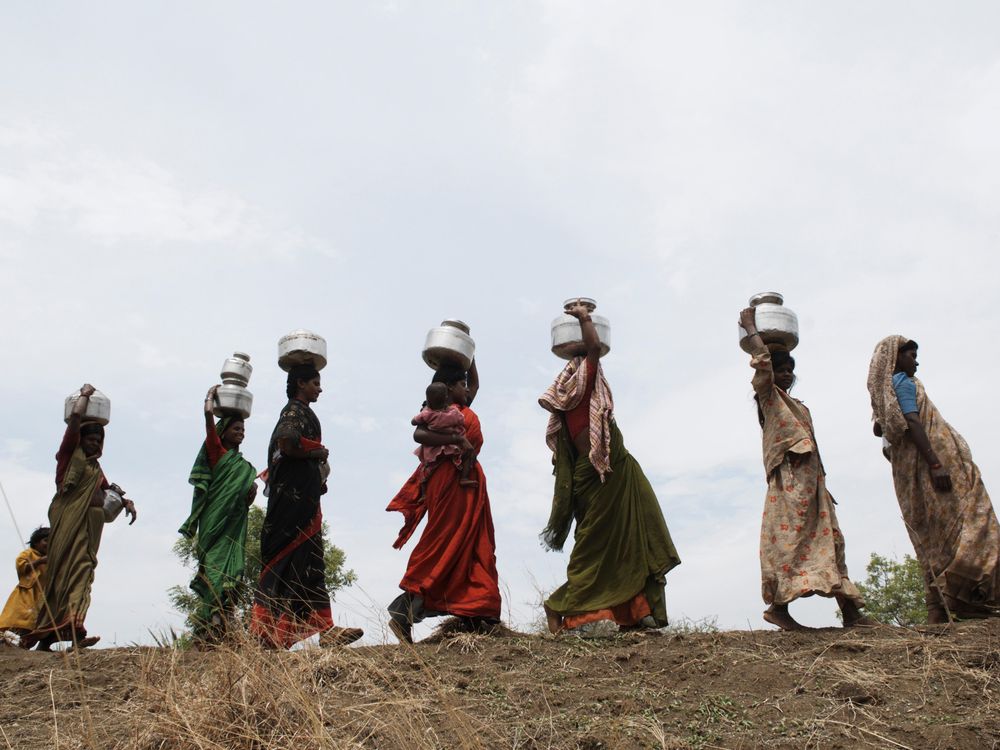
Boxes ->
[422,320,476,371]
[738,292,799,352]
[221,352,253,387]
[551,298,611,360]
[102,488,124,523]
[278,329,328,372]
[214,352,254,418]
[214,384,253,419]
[64,388,111,426]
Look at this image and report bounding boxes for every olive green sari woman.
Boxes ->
[25,423,108,648]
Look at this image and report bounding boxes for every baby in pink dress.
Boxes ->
[412,382,478,489]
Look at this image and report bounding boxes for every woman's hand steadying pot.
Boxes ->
[122,498,138,525]
[204,385,219,415]
[564,300,591,320]
[739,307,758,336]
[80,383,96,398]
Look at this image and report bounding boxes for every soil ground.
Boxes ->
[2,619,998,749]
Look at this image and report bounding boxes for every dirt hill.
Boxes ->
[2,619,998,749]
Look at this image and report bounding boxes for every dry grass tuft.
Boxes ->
[118,631,499,750]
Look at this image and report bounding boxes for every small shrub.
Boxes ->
[856,552,926,626]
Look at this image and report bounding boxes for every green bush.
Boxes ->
[169,504,356,632]
[856,552,926,626]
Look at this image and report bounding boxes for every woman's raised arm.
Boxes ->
[565,300,602,370]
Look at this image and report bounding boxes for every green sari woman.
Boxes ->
[179,388,257,639]
[539,304,680,633]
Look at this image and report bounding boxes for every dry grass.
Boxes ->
[3,619,1000,749]
[122,631,501,750]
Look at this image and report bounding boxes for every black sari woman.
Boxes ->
[249,365,363,648]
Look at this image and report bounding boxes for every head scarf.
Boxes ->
[867,335,912,444]
[538,356,615,480]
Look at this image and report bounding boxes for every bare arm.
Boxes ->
[739,308,774,399]
[903,413,952,491]
[565,301,601,370]
[466,358,480,406]
[57,383,95,468]
[204,385,218,434]
[66,383,96,433]
[413,426,473,452]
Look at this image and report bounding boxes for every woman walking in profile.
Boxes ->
[868,335,1000,622]
[23,384,137,651]
[178,386,258,643]
[539,302,679,634]
[250,365,363,648]
[386,360,501,644]
[740,308,868,631]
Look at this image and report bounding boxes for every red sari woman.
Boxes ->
[386,361,501,643]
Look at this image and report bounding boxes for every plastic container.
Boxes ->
[64,388,111,426]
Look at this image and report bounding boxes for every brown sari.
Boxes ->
[26,436,106,645]
[887,379,1000,614]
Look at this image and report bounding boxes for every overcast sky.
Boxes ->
[2,1,999,646]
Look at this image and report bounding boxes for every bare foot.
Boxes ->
[544,604,563,635]
[763,606,807,632]
[319,626,364,648]
[67,635,100,652]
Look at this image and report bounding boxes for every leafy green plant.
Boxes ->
[855,552,926,626]
[168,504,356,632]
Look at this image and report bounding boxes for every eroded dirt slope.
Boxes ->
[2,620,998,749]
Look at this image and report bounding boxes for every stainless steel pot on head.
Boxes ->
[551,297,611,359]
[221,352,253,386]
[738,292,799,352]
[423,319,475,371]
[214,384,253,419]
[278,329,328,372]
[215,351,254,418]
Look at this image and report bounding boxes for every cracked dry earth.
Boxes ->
[1,619,998,749]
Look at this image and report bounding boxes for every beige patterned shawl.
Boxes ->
[867,335,911,444]
[539,356,615,481]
